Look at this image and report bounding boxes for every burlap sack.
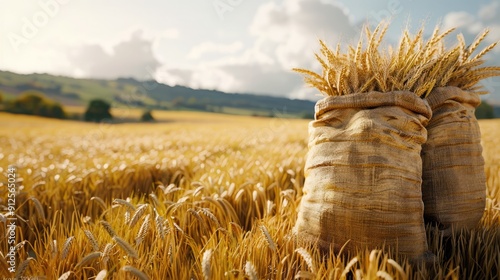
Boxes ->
[294,91,432,260]
[422,87,486,235]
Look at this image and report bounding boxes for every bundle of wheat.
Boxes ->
[294,24,500,97]
[293,22,456,97]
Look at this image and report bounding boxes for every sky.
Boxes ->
[2,0,500,102]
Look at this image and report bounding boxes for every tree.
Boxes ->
[5,90,67,119]
[38,102,66,119]
[10,91,44,114]
[140,110,155,122]
[0,91,3,104]
[49,103,66,119]
[84,99,112,122]
[475,101,495,119]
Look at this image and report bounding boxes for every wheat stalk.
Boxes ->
[14,240,27,252]
[61,236,74,259]
[58,271,72,280]
[113,198,136,211]
[114,236,138,259]
[202,249,213,280]
[29,196,45,220]
[84,230,99,251]
[294,271,316,279]
[315,53,328,70]
[341,256,359,277]
[469,29,490,55]
[260,225,277,252]
[295,247,316,273]
[95,270,108,280]
[173,222,184,234]
[149,193,161,209]
[154,212,167,239]
[188,208,205,225]
[51,239,58,258]
[15,257,34,279]
[124,210,131,224]
[376,271,393,280]
[471,41,498,63]
[244,261,258,280]
[75,251,101,268]
[163,184,182,195]
[101,243,114,265]
[135,214,151,245]
[100,220,117,237]
[387,259,406,278]
[122,266,150,280]
[130,204,148,228]
[91,196,107,210]
[457,33,467,62]
[199,208,220,227]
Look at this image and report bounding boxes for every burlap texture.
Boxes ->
[422,87,486,235]
[294,91,432,260]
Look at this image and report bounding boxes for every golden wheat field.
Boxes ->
[0,111,499,280]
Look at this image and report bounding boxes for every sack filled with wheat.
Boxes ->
[422,88,485,235]
[295,90,432,260]
[421,30,500,235]
[292,22,441,261]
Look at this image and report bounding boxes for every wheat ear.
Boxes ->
[57,271,72,280]
[61,236,75,259]
[244,261,258,280]
[15,257,34,278]
[122,266,150,280]
[113,236,139,259]
[202,249,213,280]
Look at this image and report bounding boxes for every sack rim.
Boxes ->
[426,86,481,110]
[315,91,432,120]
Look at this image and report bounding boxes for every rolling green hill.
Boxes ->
[0,70,315,118]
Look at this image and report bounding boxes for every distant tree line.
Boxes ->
[84,99,155,122]
[3,88,491,121]
[0,91,155,122]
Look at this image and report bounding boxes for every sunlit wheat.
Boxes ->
[0,110,498,279]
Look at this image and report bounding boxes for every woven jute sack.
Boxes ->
[422,86,486,235]
[294,91,432,260]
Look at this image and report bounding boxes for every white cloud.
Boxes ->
[156,65,241,93]
[68,30,161,79]
[0,0,360,100]
[443,11,484,34]
[442,1,500,46]
[159,28,180,40]
[479,1,500,20]
[187,41,244,60]
[156,0,357,100]
[250,0,356,69]
[442,0,500,42]
[219,64,301,95]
